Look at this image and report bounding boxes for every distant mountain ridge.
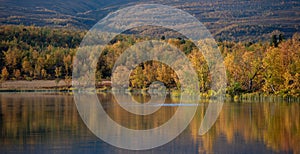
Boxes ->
[0,0,299,41]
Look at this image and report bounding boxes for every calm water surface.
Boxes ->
[0,93,299,153]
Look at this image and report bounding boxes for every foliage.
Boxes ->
[0,25,79,80]
[1,67,9,80]
[0,25,299,97]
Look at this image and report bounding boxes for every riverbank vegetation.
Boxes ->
[0,25,299,98]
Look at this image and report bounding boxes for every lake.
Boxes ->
[0,93,299,153]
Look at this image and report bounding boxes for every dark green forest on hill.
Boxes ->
[0,25,299,97]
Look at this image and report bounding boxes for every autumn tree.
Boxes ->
[1,67,9,80]
[41,69,47,79]
[189,49,210,92]
[263,33,300,96]
[130,66,145,88]
[55,66,62,87]
[156,63,176,88]
[13,69,21,79]
[63,54,72,76]
[55,66,62,78]
[22,58,33,77]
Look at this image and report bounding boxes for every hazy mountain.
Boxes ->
[0,0,299,41]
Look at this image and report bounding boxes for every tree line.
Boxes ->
[0,25,299,97]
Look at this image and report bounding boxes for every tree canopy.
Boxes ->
[0,25,299,97]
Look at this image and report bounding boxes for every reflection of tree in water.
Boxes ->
[98,93,178,130]
[189,102,300,153]
[130,93,151,104]
[0,93,299,153]
[0,93,90,146]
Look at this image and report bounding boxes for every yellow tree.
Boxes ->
[4,47,23,71]
[262,47,284,93]
[143,62,156,86]
[156,63,175,88]
[22,58,33,77]
[130,66,145,88]
[34,56,45,79]
[273,33,300,95]
[189,49,210,92]
[224,44,245,94]
[41,69,47,79]
[241,46,264,91]
[55,66,62,87]
[13,69,21,79]
[55,66,62,78]
[63,54,72,76]
[225,43,264,92]
[262,33,300,95]
[1,67,9,80]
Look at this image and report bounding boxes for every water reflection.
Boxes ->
[98,93,179,130]
[0,93,94,153]
[0,93,299,153]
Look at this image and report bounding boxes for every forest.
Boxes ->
[0,25,299,97]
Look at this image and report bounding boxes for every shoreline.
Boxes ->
[0,80,111,90]
[0,80,299,102]
[0,80,69,90]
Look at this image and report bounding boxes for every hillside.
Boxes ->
[0,0,299,41]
